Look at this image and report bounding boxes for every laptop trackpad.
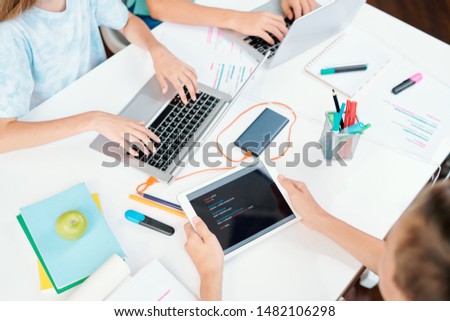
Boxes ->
[122,95,161,124]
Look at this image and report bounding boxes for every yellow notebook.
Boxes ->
[38,194,102,290]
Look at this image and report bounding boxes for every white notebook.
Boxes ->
[67,254,197,301]
[305,33,391,97]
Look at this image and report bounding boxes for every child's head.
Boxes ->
[0,0,36,22]
[378,180,450,300]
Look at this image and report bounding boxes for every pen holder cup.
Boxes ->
[319,112,361,161]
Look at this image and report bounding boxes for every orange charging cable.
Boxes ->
[136,101,297,194]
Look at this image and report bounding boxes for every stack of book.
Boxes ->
[17,183,125,294]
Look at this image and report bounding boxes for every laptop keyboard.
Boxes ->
[133,88,221,172]
[243,18,294,58]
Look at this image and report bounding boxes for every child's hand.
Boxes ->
[185,216,224,279]
[184,216,224,300]
[278,175,331,230]
[150,45,199,105]
[231,11,288,44]
[91,111,160,157]
[281,0,317,20]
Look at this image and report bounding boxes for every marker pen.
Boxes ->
[392,73,423,94]
[332,89,345,129]
[341,122,371,135]
[338,102,346,129]
[321,64,368,75]
[332,112,341,133]
[125,210,175,236]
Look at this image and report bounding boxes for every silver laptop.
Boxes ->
[90,54,269,183]
[228,0,366,68]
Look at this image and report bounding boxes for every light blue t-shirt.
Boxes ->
[0,0,129,118]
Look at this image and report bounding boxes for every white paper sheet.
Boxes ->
[67,255,196,301]
[158,23,257,96]
[67,254,130,301]
[356,62,450,162]
[106,260,196,301]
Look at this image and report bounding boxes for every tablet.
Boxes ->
[177,161,298,259]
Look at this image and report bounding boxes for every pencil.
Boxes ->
[129,194,187,219]
[142,193,183,211]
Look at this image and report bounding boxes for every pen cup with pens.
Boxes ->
[319,97,370,161]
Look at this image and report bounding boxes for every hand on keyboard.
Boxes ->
[151,45,199,105]
[92,112,160,157]
[281,0,318,21]
[230,11,288,45]
[243,18,294,58]
[142,88,221,171]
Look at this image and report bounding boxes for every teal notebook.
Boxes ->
[17,183,125,294]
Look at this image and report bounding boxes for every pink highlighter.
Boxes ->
[392,73,423,94]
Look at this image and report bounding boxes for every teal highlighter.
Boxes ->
[125,210,175,236]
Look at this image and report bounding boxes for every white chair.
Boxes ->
[359,269,379,289]
[100,0,130,54]
[100,27,129,54]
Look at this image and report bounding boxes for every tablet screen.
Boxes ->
[186,163,295,254]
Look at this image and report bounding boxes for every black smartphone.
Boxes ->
[234,108,289,157]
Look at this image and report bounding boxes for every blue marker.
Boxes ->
[342,122,371,134]
[125,210,175,236]
[338,102,346,128]
[339,103,346,119]
[332,112,341,132]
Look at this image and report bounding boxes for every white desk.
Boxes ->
[1,3,449,300]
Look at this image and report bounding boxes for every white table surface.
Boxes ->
[1,2,449,300]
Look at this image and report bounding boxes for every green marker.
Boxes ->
[327,112,334,124]
[321,64,368,75]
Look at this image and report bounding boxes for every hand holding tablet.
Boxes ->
[178,161,298,259]
[277,175,332,230]
[184,216,224,300]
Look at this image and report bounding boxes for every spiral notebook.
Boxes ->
[305,33,391,97]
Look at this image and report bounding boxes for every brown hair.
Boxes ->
[394,180,450,300]
[0,0,37,22]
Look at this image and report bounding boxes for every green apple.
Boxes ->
[55,210,88,241]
